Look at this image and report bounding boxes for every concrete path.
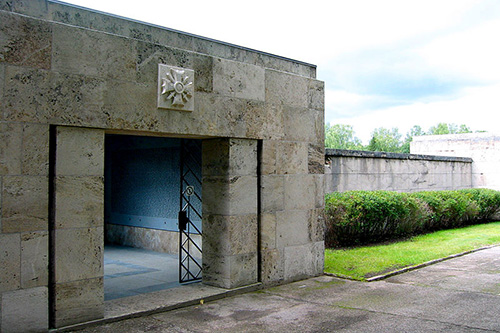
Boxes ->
[70,246,500,332]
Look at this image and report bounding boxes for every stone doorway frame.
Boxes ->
[48,126,259,328]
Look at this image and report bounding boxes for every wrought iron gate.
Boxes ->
[178,139,202,283]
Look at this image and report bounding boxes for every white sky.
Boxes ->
[62,0,500,143]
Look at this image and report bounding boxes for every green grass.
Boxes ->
[324,222,500,280]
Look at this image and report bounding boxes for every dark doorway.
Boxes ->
[103,135,202,300]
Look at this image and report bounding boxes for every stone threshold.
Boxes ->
[51,282,262,332]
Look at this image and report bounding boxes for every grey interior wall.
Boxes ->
[105,135,202,233]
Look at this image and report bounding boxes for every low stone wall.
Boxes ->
[325,149,473,193]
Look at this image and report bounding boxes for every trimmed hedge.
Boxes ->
[325,189,500,248]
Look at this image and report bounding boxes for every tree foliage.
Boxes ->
[325,124,363,150]
[325,122,478,153]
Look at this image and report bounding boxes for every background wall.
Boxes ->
[325,149,473,193]
[411,133,500,191]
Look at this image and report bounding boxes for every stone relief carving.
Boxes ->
[157,64,194,111]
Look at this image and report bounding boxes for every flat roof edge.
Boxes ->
[49,0,317,69]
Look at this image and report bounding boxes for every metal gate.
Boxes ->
[178,139,202,283]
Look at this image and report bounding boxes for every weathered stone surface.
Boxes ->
[308,79,325,111]
[55,127,104,176]
[308,208,325,243]
[260,140,277,175]
[260,248,284,284]
[21,231,48,288]
[4,66,106,124]
[203,214,257,256]
[1,286,48,332]
[53,277,104,328]
[283,175,315,211]
[55,176,104,229]
[0,12,52,69]
[21,123,49,176]
[203,252,257,289]
[284,243,316,281]
[54,227,103,283]
[0,233,20,292]
[260,175,284,212]
[1,175,48,233]
[283,106,315,142]
[52,24,136,80]
[276,210,309,248]
[0,122,22,175]
[265,69,309,108]
[213,58,265,101]
[260,213,277,250]
[203,139,258,177]
[277,141,308,175]
[203,175,258,216]
[308,144,324,174]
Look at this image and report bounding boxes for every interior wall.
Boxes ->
[104,135,202,253]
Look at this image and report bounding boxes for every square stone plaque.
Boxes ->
[157,64,194,111]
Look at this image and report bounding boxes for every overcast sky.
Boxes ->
[63,0,500,143]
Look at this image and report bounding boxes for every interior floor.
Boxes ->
[104,244,186,300]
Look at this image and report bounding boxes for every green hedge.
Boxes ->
[325,189,500,248]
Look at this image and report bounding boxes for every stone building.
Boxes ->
[0,0,325,331]
[411,133,500,191]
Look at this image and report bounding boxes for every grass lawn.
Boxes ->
[324,221,500,281]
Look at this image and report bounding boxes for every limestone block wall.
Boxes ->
[411,133,500,191]
[325,149,472,193]
[0,0,324,330]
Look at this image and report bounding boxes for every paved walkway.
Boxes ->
[71,246,500,332]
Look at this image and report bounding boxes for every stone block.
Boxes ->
[21,123,49,176]
[308,208,325,243]
[245,102,284,140]
[213,58,265,101]
[313,174,325,209]
[1,286,48,333]
[54,227,103,283]
[308,144,325,174]
[0,122,22,175]
[202,138,257,177]
[55,176,104,229]
[260,175,284,212]
[2,175,48,233]
[202,252,257,289]
[136,41,213,93]
[283,174,315,210]
[52,24,136,80]
[283,106,315,142]
[21,231,48,288]
[260,213,276,250]
[0,233,20,292]
[260,140,277,175]
[55,127,104,176]
[202,175,257,216]
[0,12,52,69]
[277,141,308,175]
[53,277,104,328]
[4,66,106,124]
[102,79,157,131]
[0,63,4,111]
[260,248,284,284]
[203,214,257,256]
[308,79,324,111]
[265,69,309,108]
[284,243,315,281]
[276,210,309,248]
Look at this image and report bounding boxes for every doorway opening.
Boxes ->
[104,134,202,300]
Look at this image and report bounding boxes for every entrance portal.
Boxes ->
[104,135,202,299]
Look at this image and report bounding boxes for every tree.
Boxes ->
[401,125,425,153]
[427,123,472,135]
[325,123,363,150]
[366,127,403,153]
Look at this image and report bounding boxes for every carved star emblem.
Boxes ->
[161,68,193,107]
